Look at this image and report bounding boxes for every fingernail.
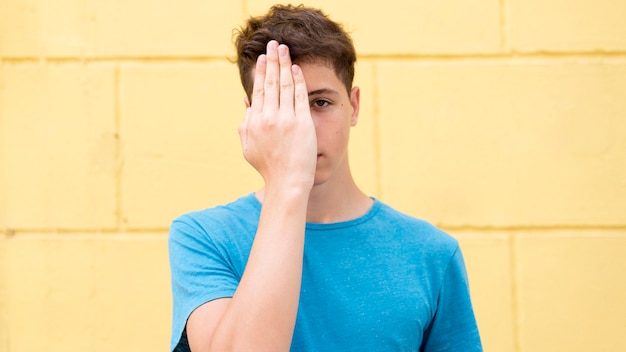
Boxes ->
[267,40,278,51]
[278,45,288,57]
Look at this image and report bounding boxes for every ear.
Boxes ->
[349,86,360,127]
[244,96,251,108]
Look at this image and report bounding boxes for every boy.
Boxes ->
[169,4,482,351]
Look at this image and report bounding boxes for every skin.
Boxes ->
[186,40,373,351]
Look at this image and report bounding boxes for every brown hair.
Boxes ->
[234,4,357,100]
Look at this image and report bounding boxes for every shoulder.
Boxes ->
[169,193,261,245]
[374,200,459,250]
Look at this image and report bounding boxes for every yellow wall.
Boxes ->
[1,0,625,351]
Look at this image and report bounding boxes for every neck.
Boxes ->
[255,167,373,224]
[305,173,372,224]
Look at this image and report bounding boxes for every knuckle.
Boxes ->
[253,86,264,98]
[295,91,307,102]
[259,113,277,128]
[280,81,293,91]
[265,77,277,89]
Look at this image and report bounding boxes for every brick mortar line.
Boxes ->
[114,65,123,232]
[0,233,169,240]
[3,225,626,237]
[510,232,522,352]
[0,56,235,63]
[499,0,510,53]
[359,52,626,61]
[241,0,249,19]
[442,225,626,233]
[371,63,383,199]
[1,229,170,236]
[2,52,626,64]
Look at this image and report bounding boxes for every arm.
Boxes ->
[186,41,317,352]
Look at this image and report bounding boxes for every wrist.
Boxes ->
[260,179,312,206]
[264,174,314,194]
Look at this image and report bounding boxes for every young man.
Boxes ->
[169,4,482,351]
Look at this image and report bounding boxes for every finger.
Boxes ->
[292,64,310,118]
[278,44,294,112]
[250,54,267,114]
[263,40,280,113]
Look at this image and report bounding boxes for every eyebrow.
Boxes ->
[308,88,340,97]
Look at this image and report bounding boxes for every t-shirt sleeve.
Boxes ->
[168,216,239,351]
[421,246,483,352]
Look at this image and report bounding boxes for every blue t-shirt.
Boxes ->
[169,193,482,351]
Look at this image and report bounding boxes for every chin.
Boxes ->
[312,172,330,187]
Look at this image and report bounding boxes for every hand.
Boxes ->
[239,41,317,190]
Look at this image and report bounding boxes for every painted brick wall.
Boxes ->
[1,1,625,351]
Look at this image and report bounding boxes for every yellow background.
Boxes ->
[1,0,625,351]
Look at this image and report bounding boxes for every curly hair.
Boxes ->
[234,4,357,100]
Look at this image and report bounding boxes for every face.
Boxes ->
[299,62,360,186]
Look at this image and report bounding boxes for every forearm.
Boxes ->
[209,186,309,351]
[204,39,315,351]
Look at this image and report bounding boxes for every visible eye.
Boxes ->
[311,99,331,108]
